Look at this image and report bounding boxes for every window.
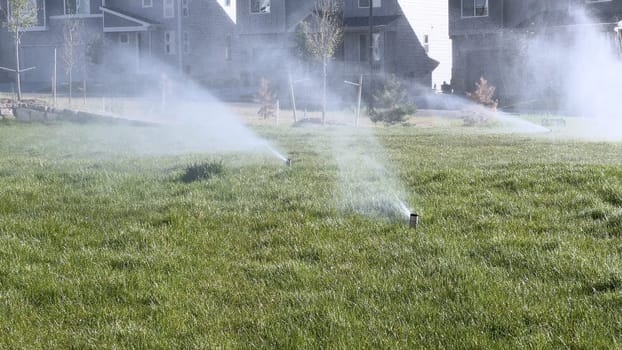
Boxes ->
[371,32,381,61]
[225,35,232,60]
[225,0,231,6]
[119,33,129,44]
[182,0,189,16]
[423,34,429,53]
[250,0,270,13]
[64,0,89,15]
[462,0,488,17]
[182,32,190,54]
[358,0,381,8]
[164,0,174,18]
[165,31,176,54]
[359,34,368,62]
[142,0,152,8]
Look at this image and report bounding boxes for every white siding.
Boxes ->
[398,0,452,90]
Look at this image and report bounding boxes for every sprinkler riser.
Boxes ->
[409,213,419,229]
[285,159,292,167]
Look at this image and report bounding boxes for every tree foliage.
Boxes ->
[467,76,498,110]
[299,0,343,63]
[3,0,37,34]
[369,75,416,125]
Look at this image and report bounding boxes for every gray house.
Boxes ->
[0,0,451,97]
[449,0,622,106]
[234,0,451,92]
[0,0,237,90]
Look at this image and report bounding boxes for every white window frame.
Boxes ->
[182,0,189,16]
[164,0,175,18]
[461,0,488,18]
[250,0,270,14]
[64,0,90,15]
[165,30,176,55]
[358,0,381,8]
[142,0,153,8]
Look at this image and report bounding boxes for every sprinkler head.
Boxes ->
[409,213,419,229]
[285,159,292,167]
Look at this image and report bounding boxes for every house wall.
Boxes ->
[19,17,103,87]
[183,0,237,85]
[398,0,452,90]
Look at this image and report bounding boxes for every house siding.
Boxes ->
[398,0,452,89]
[450,0,622,105]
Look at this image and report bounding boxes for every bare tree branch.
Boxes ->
[300,0,343,124]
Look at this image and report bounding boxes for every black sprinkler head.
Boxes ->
[409,213,419,229]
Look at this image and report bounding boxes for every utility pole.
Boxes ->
[368,0,374,108]
[368,0,373,76]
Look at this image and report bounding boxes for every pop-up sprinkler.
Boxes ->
[409,213,419,229]
[285,158,292,167]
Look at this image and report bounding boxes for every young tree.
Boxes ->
[369,75,416,125]
[299,0,343,125]
[63,18,84,105]
[1,0,38,100]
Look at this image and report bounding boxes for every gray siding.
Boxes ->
[182,0,236,84]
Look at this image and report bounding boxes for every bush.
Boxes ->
[462,76,498,126]
[256,78,276,119]
[181,160,225,183]
[467,76,498,110]
[369,75,416,125]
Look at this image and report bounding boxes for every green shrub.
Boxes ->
[181,160,225,183]
[369,75,416,125]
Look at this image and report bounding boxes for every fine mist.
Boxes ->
[81,47,286,160]
[329,127,412,222]
[519,7,622,140]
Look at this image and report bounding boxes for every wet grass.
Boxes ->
[1,120,622,348]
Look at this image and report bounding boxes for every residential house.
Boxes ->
[0,0,451,98]
[234,0,451,93]
[0,0,237,91]
[449,0,622,105]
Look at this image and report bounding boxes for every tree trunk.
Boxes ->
[322,56,327,125]
[15,34,21,101]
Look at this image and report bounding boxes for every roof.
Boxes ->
[101,6,159,33]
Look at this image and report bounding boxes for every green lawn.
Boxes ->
[1,118,622,348]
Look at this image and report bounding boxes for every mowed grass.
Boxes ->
[1,119,622,348]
